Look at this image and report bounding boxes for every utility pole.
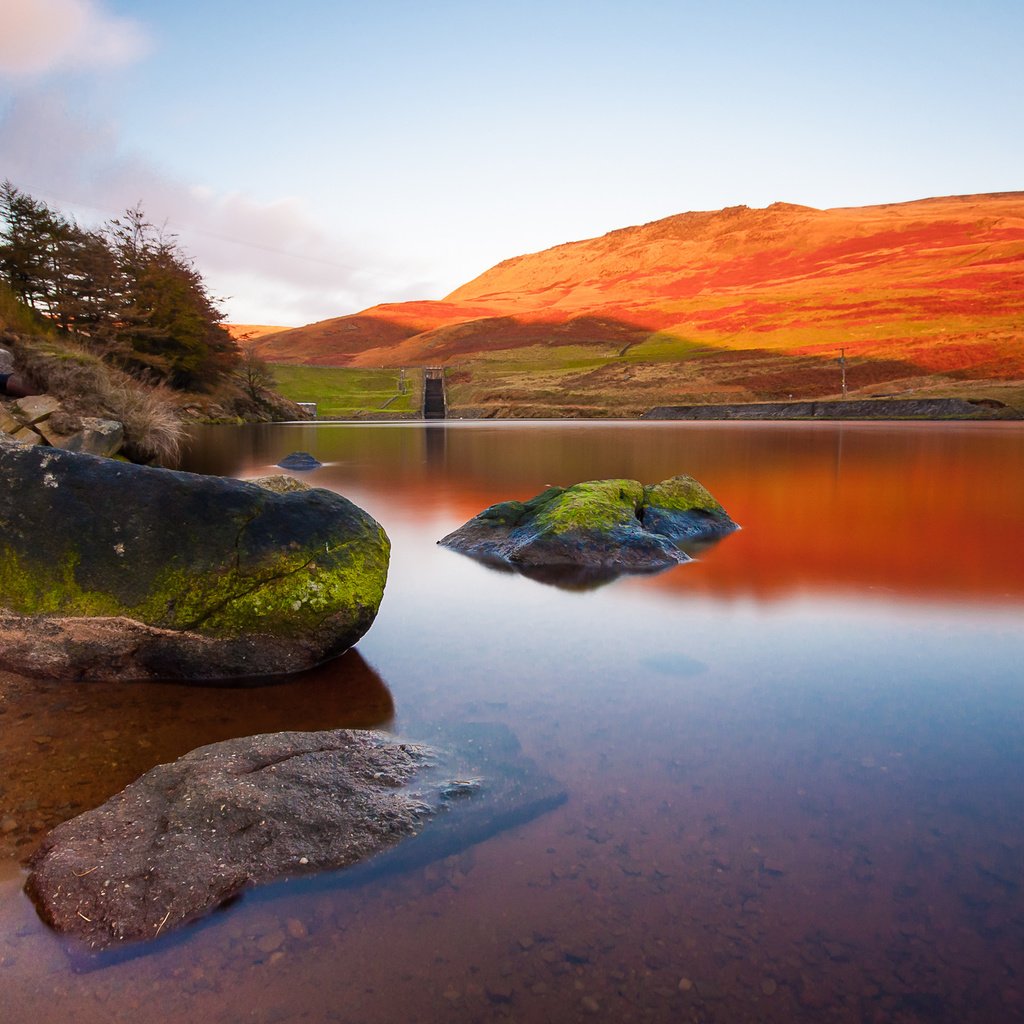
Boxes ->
[838,348,847,398]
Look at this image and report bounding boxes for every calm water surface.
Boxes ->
[3,421,1023,1023]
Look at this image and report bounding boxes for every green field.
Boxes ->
[269,365,422,419]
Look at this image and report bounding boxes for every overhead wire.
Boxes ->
[9,181,362,275]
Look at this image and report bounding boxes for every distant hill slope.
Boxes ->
[252,194,1024,415]
[225,324,291,345]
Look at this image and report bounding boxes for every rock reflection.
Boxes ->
[0,650,395,861]
[455,530,733,592]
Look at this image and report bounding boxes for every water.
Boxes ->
[2,420,1023,1023]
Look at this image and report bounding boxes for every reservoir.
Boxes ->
[3,420,1023,1023]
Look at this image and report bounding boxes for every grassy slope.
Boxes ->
[270,364,423,419]
[252,194,1024,416]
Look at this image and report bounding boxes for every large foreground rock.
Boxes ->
[26,731,429,949]
[26,724,565,953]
[439,475,737,583]
[0,436,389,680]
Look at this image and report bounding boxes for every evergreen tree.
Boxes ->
[0,180,55,310]
[108,206,238,388]
[1,183,239,390]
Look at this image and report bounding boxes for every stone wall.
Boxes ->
[643,398,1020,421]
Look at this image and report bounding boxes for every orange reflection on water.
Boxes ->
[193,420,1024,606]
[640,433,1024,604]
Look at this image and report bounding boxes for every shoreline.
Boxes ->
[286,397,1021,424]
[643,397,1020,421]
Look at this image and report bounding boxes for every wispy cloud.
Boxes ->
[0,90,419,324]
[0,2,439,324]
[0,0,149,77]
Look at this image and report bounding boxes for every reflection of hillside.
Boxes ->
[185,422,1024,606]
[250,194,1024,413]
[370,424,1024,605]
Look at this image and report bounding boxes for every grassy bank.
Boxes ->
[1,283,308,464]
[270,365,422,419]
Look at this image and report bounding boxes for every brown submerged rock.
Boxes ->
[25,722,566,956]
[26,730,432,950]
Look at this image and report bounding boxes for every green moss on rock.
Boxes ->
[0,442,391,680]
[643,475,724,514]
[440,473,738,585]
[534,479,644,535]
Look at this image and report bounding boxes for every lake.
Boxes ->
[3,420,1023,1023]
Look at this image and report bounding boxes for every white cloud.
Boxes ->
[0,89,429,324]
[0,0,149,77]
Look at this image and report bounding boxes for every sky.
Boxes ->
[1,0,1022,326]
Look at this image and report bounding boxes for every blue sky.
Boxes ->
[1,0,1022,325]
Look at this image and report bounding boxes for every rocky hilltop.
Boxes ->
[252,193,1024,416]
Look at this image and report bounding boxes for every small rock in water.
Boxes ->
[256,929,284,954]
[277,451,322,470]
[486,981,514,1003]
[247,474,312,494]
[440,778,483,800]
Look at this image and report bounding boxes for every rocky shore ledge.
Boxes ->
[1,346,129,456]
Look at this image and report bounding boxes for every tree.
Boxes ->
[0,180,57,310]
[236,347,277,401]
[107,205,239,388]
[1,184,240,390]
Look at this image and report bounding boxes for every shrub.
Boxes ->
[101,380,185,466]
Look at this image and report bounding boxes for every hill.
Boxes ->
[225,324,292,345]
[251,194,1024,416]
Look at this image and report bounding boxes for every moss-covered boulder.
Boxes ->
[0,436,389,681]
[439,474,737,583]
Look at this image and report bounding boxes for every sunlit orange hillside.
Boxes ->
[226,324,291,346]
[252,193,1024,415]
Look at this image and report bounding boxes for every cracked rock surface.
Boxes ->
[25,723,566,953]
[25,730,430,949]
[0,436,389,680]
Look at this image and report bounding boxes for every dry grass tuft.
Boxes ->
[102,380,185,465]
